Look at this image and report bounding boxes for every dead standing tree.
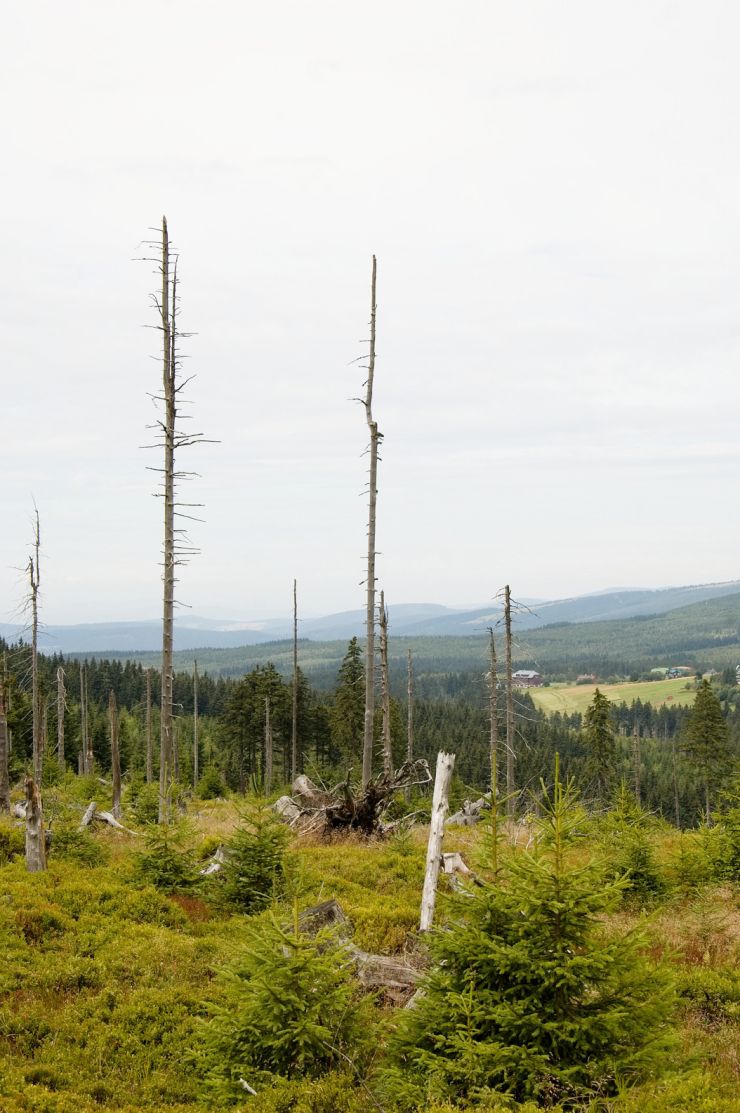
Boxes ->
[27,509,42,785]
[487,628,499,798]
[360,256,381,787]
[145,668,153,784]
[379,590,392,776]
[0,663,10,813]
[142,216,210,822]
[193,659,199,789]
[56,666,66,771]
[291,579,299,780]
[109,690,122,819]
[25,775,46,873]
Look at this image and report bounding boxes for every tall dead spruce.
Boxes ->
[144,216,209,822]
[28,510,42,785]
[361,256,381,787]
[0,659,10,813]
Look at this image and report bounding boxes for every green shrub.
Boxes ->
[201,909,377,1101]
[129,782,160,825]
[135,822,199,893]
[0,818,24,864]
[49,823,108,867]
[382,767,676,1109]
[197,765,226,800]
[219,804,289,913]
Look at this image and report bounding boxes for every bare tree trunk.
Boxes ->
[264,696,273,795]
[145,668,153,784]
[109,690,121,819]
[420,751,456,931]
[148,216,208,818]
[0,665,10,813]
[56,667,66,771]
[488,628,499,797]
[633,721,641,807]
[193,659,199,789]
[159,216,175,823]
[79,663,88,774]
[379,591,392,776]
[362,256,380,787]
[24,775,46,873]
[670,728,680,828]
[405,649,414,802]
[291,579,299,779]
[172,718,180,784]
[504,585,515,818]
[29,510,42,785]
[40,699,47,780]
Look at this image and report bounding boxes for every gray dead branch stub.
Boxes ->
[446,794,490,827]
[199,846,225,876]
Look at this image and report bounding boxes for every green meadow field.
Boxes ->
[529,676,698,715]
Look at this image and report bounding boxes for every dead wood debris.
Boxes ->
[273,760,432,836]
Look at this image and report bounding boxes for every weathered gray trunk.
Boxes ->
[264,696,273,795]
[145,668,153,784]
[504,585,515,817]
[362,257,379,787]
[488,629,498,798]
[420,751,456,931]
[193,659,199,789]
[670,730,680,827]
[109,690,121,819]
[291,579,299,779]
[56,666,66,770]
[405,649,414,802]
[0,667,10,812]
[25,776,46,873]
[29,512,42,785]
[379,591,392,776]
[159,215,175,823]
[79,663,88,774]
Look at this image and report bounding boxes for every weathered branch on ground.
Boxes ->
[299,898,422,1000]
[273,760,431,836]
[78,801,139,836]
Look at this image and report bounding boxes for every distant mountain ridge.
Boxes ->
[2,580,740,654]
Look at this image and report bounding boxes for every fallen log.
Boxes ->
[95,810,139,835]
[12,803,26,820]
[77,801,138,836]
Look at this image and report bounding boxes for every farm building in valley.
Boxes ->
[512,669,543,688]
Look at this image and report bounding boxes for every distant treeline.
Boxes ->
[2,635,738,827]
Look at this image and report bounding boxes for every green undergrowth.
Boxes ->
[0,789,737,1112]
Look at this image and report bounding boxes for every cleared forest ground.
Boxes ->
[0,787,738,1112]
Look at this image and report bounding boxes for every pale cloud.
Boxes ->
[1,1,739,624]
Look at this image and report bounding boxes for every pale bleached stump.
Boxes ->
[419,751,456,931]
[25,776,46,873]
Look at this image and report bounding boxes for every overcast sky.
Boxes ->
[2,1,740,625]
